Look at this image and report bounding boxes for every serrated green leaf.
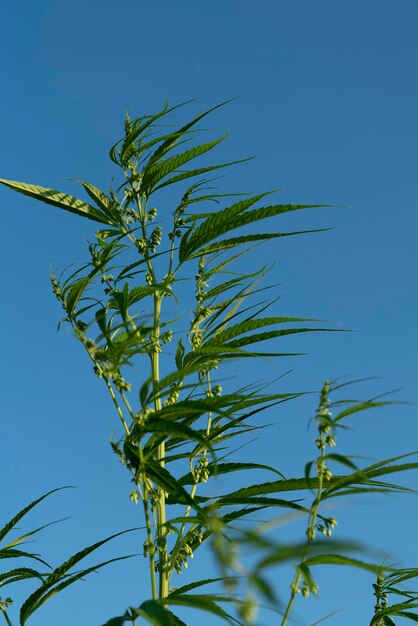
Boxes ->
[180,193,274,257]
[146,99,231,166]
[169,577,228,596]
[0,549,49,567]
[334,400,389,423]
[0,567,44,586]
[76,180,119,221]
[181,229,327,262]
[216,327,333,350]
[155,157,252,194]
[205,316,319,346]
[0,178,112,224]
[65,277,90,317]
[141,134,227,195]
[370,603,418,625]
[128,285,160,305]
[182,200,325,261]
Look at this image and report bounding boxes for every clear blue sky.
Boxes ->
[1,1,417,625]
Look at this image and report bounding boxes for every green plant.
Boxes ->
[1,101,418,625]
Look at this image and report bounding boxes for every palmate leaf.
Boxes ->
[141,134,228,195]
[117,97,204,166]
[180,192,275,256]
[211,452,418,505]
[370,603,418,625]
[110,99,187,165]
[209,327,335,350]
[154,157,252,193]
[0,179,112,225]
[181,193,284,252]
[75,180,122,224]
[180,229,328,262]
[146,99,233,166]
[204,316,321,345]
[184,192,272,225]
[180,196,326,262]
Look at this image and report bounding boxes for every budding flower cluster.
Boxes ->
[0,597,13,611]
[193,456,210,483]
[301,581,319,598]
[164,384,180,407]
[172,539,198,574]
[51,274,64,303]
[190,329,203,349]
[148,332,162,353]
[161,330,173,345]
[129,490,139,504]
[135,407,154,427]
[317,516,337,537]
[149,226,162,253]
[147,207,157,221]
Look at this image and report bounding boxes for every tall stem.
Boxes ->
[151,294,169,599]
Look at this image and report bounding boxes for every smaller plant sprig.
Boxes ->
[370,567,418,625]
[281,381,336,625]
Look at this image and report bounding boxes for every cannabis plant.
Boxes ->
[1,101,418,625]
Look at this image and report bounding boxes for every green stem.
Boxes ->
[104,379,130,436]
[151,295,169,599]
[129,184,168,598]
[0,607,13,626]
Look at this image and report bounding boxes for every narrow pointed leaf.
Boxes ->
[0,488,69,543]
[155,157,252,193]
[0,179,112,224]
[181,230,327,262]
[141,135,227,194]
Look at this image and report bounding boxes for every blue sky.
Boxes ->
[1,1,418,625]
